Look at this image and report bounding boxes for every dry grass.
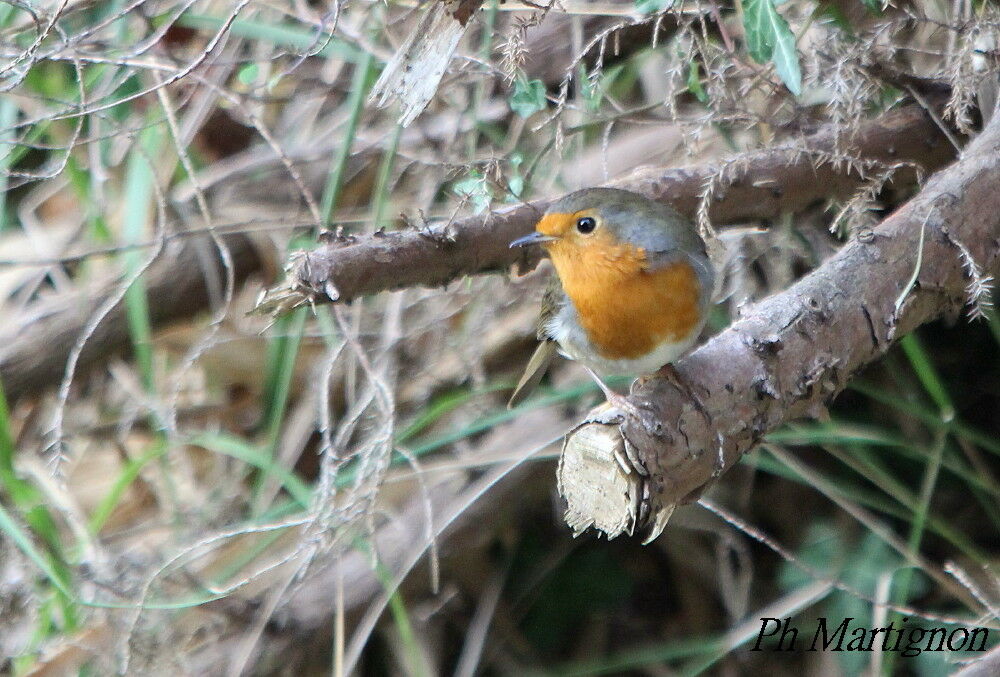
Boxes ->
[0,0,998,675]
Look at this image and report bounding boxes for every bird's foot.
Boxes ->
[583,367,645,421]
[632,363,681,391]
[655,363,682,382]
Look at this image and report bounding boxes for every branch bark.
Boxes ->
[0,234,268,404]
[272,99,956,307]
[558,104,1000,541]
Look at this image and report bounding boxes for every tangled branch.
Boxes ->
[559,97,1000,542]
[264,98,956,310]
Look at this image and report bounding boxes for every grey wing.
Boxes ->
[536,274,564,340]
[508,275,564,409]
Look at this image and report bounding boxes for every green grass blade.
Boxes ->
[900,333,954,420]
[0,96,18,230]
[370,124,403,230]
[320,51,375,224]
[0,501,73,598]
[255,307,307,510]
[752,447,986,563]
[192,432,313,508]
[176,13,364,62]
[87,439,166,534]
[121,124,163,393]
[851,381,1000,457]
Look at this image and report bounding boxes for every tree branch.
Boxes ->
[268,100,956,308]
[558,103,1000,542]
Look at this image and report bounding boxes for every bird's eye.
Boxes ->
[576,216,597,234]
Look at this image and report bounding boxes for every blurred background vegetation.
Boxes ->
[0,0,998,675]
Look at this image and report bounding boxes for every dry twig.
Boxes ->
[265,99,956,309]
[0,234,269,404]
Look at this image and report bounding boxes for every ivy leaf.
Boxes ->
[634,0,674,14]
[452,173,492,213]
[743,0,802,95]
[507,153,525,199]
[861,0,883,14]
[509,78,547,118]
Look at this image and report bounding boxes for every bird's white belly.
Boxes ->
[545,302,699,377]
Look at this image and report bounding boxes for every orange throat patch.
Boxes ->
[546,236,701,361]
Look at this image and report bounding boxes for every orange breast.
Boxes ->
[547,236,701,360]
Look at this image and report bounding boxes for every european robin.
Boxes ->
[509,187,715,409]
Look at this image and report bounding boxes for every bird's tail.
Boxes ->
[507,340,557,409]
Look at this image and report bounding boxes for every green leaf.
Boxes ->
[860,0,883,14]
[816,2,855,35]
[237,63,259,86]
[452,172,492,213]
[507,154,525,198]
[509,78,547,118]
[687,60,708,103]
[581,70,602,113]
[743,0,802,95]
[634,0,674,14]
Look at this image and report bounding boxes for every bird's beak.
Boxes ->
[510,232,558,248]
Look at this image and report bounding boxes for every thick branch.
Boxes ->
[0,235,268,403]
[279,101,955,306]
[559,107,1000,540]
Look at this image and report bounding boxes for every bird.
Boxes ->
[508,187,715,410]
